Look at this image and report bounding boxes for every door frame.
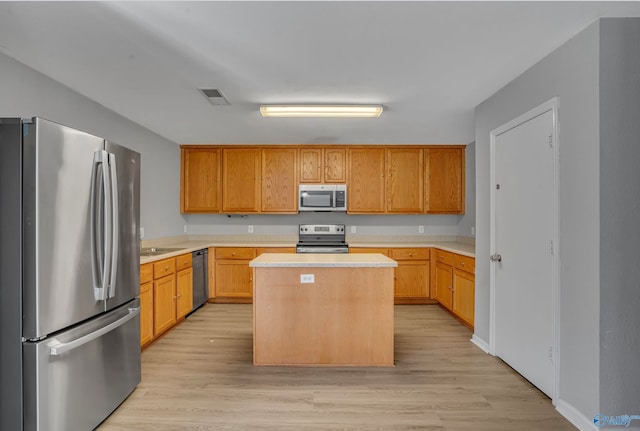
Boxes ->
[489,97,560,402]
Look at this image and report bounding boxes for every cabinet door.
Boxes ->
[324,147,346,183]
[176,268,193,320]
[453,269,475,327]
[347,148,386,213]
[394,261,429,299]
[299,148,322,183]
[434,262,453,310]
[181,148,221,213]
[139,281,154,347]
[215,260,253,299]
[387,148,424,213]
[153,273,176,337]
[261,148,298,213]
[222,148,261,213]
[425,147,465,214]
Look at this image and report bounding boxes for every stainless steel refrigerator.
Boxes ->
[0,117,142,430]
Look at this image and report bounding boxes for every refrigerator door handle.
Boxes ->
[107,153,119,298]
[48,306,140,356]
[91,150,111,301]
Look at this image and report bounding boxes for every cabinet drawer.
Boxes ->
[389,248,430,260]
[433,249,454,266]
[350,247,389,256]
[256,247,296,255]
[140,263,153,284]
[215,247,257,260]
[153,258,176,279]
[454,254,475,274]
[176,253,192,271]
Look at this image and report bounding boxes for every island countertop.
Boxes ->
[249,253,398,268]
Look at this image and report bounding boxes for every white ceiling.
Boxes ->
[1,1,640,145]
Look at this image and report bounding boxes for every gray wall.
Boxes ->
[475,22,601,421]
[0,52,186,239]
[599,18,640,416]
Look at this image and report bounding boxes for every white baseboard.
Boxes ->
[555,399,598,431]
[470,334,489,353]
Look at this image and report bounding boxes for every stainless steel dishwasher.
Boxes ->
[191,249,209,313]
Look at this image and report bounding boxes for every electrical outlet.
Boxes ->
[418,225,424,234]
[183,225,188,233]
[471,226,475,236]
[248,225,254,233]
[300,274,315,283]
[139,227,144,239]
[350,226,357,234]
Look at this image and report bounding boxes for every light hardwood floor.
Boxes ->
[98,304,576,431]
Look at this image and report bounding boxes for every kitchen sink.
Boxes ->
[140,247,187,257]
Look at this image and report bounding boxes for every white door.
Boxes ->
[491,102,557,398]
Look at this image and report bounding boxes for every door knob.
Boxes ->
[490,254,502,262]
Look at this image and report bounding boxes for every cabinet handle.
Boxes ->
[164,266,170,270]
[231,252,236,256]
[409,253,413,257]
[460,262,465,266]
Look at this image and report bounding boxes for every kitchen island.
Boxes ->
[249,253,397,366]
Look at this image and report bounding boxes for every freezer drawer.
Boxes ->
[23,299,141,431]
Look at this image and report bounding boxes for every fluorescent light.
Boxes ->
[260,105,383,118]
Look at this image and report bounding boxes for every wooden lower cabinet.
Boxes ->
[141,252,195,348]
[432,249,475,328]
[154,272,177,337]
[452,269,475,326]
[212,247,296,303]
[176,267,193,320]
[139,263,154,348]
[389,248,430,303]
[351,247,430,304]
[434,261,453,309]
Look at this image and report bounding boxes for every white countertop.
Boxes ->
[139,235,475,264]
[249,253,398,268]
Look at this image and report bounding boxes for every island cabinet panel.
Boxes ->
[389,248,430,303]
[386,148,424,213]
[139,263,154,348]
[180,147,221,213]
[347,148,386,213]
[425,147,465,214]
[300,147,347,183]
[261,148,298,213]
[222,148,261,213]
[253,266,394,366]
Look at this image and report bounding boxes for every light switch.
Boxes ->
[300,274,315,283]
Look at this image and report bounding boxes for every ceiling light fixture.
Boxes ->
[260,105,383,118]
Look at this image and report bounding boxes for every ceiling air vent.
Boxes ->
[199,88,230,105]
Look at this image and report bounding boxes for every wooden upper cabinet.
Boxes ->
[386,148,424,213]
[299,147,346,183]
[347,148,386,213]
[261,148,298,213]
[425,147,465,214]
[324,147,347,182]
[222,148,261,213]
[299,148,322,183]
[181,148,221,213]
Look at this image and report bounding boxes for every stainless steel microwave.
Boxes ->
[298,184,347,212]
